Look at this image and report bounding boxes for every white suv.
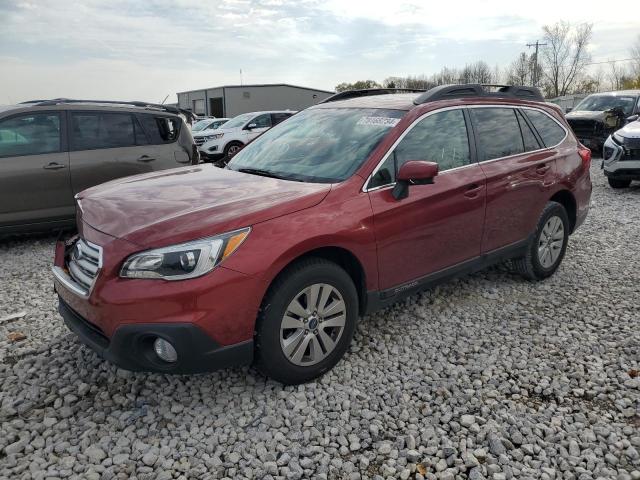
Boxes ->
[192,118,230,149]
[199,110,295,164]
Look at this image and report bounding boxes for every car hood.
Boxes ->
[76,165,331,247]
[566,110,606,121]
[615,120,640,138]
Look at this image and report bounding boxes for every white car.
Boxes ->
[191,118,230,149]
[199,110,295,164]
[602,119,640,188]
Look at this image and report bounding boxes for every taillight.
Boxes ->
[578,144,591,169]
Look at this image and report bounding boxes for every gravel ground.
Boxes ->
[1,162,639,480]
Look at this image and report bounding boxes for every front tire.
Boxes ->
[254,258,358,385]
[512,201,569,281]
[608,177,631,189]
[223,141,244,165]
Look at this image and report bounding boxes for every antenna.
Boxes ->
[160,95,169,105]
[240,68,243,86]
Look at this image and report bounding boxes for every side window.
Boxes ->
[272,113,292,125]
[522,109,566,147]
[470,108,524,161]
[138,115,180,144]
[516,110,542,152]
[369,109,470,189]
[71,113,135,150]
[252,114,272,128]
[0,113,61,157]
[133,117,148,145]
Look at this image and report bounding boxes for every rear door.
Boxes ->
[469,106,558,253]
[137,114,192,166]
[0,111,74,227]
[368,107,486,290]
[68,111,163,194]
[271,112,293,126]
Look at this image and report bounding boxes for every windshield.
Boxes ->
[192,120,213,131]
[223,113,254,130]
[228,107,405,183]
[574,95,637,115]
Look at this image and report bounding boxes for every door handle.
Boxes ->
[137,155,156,163]
[536,164,551,174]
[43,162,66,170]
[463,183,483,198]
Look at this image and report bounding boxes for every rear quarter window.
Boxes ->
[139,114,181,144]
[522,109,566,147]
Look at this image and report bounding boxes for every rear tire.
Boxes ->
[254,258,358,385]
[512,201,569,281]
[608,177,631,189]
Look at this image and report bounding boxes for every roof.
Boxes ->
[588,90,640,96]
[177,83,335,95]
[313,93,422,111]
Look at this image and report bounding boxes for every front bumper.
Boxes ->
[602,135,640,180]
[58,298,253,373]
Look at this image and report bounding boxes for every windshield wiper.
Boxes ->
[237,168,298,181]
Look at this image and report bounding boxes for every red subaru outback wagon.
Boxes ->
[53,85,592,384]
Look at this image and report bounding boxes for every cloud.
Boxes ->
[0,0,638,104]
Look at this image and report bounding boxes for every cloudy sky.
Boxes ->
[1,0,638,104]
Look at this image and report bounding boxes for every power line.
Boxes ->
[583,57,639,66]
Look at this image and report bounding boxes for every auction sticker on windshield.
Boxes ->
[356,116,401,127]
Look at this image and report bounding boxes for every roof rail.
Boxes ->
[20,98,197,121]
[414,84,544,104]
[319,88,427,104]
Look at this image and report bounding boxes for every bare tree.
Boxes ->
[540,21,593,97]
[607,61,628,90]
[505,52,531,85]
[460,61,493,84]
[630,34,640,78]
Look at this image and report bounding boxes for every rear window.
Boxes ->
[470,108,524,161]
[139,114,181,144]
[71,113,136,150]
[522,109,566,147]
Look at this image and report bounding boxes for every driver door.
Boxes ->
[243,113,272,142]
[367,108,486,291]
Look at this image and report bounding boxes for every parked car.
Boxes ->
[565,90,640,151]
[602,119,640,188]
[53,84,591,384]
[199,110,295,165]
[0,99,198,235]
[192,118,230,149]
[191,118,218,132]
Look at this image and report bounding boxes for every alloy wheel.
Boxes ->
[279,283,346,366]
[537,215,565,268]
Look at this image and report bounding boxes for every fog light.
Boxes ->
[153,338,178,363]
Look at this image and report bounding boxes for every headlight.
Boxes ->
[204,133,224,141]
[612,132,624,145]
[120,228,250,280]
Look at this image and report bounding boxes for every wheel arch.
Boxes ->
[264,246,369,316]
[549,189,577,233]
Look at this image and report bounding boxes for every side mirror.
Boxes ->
[245,123,257,130]
[565,107,573,113]
[392,161,439,200]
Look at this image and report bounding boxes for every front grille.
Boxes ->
[622,148,640,161]
[568,119,603,138]
[623,137,640,149]
[194,136,206,146]
[66,239,103,294]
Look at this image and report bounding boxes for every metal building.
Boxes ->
[176,83,334,118]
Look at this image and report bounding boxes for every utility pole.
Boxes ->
[527,40,547,87]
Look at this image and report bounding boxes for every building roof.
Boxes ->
[177,83,335,95]
[313,93,422,111]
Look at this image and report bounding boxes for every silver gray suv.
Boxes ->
[0,99,198,235]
